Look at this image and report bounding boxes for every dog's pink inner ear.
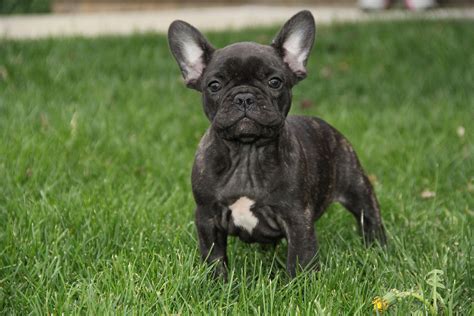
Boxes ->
[281,31,310,79]
[179,39,206,86]
[271,11,315,81]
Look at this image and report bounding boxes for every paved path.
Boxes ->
[1,5,473,39]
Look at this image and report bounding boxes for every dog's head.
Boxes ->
[168,11,315,143]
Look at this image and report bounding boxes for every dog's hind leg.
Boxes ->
[338,172,387,246]
[334,140,387,246]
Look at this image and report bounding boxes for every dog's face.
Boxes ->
[168,11,315,143]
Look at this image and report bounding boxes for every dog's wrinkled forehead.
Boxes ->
[204,42,286,82]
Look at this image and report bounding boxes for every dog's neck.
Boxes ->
[217,139,280,193]
[207,123,297,191]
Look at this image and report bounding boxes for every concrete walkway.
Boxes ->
[1,5,473,39]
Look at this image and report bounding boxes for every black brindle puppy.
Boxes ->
[168,10,386,278]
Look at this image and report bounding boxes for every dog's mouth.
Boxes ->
[233,117,260,142]
[215,116,283,143]
[211,95,285,143]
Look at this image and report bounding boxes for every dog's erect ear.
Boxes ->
[168,20,214,90]
[271,10,315,81]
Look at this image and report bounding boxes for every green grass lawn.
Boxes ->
[0,19,473,314]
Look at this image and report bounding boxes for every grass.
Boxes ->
[0,19,473,314]
[0,0,51,14]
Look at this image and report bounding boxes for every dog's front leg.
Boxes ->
[195,206,228,280]
[284,218,319,278]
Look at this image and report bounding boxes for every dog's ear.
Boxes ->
[168,20,214,90]
[271,10,315,81]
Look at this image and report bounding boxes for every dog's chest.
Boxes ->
[210,144,284,241]
[228,197,259,233]
[217,195,283,243]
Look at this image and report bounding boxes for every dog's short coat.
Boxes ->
[168,10,387,279]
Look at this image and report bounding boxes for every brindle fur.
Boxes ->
[168,10,386,279]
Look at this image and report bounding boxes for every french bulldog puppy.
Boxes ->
[168,10,386,279]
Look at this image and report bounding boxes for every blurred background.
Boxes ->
[1,0,473,39]
[0,0,472,14]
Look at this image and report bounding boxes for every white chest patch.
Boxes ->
[229,197,258,233]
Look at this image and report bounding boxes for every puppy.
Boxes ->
[168,10,386,279]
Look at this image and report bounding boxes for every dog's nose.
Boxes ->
[233,93,256,111]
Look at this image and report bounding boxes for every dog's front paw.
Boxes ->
[209,260,228,282]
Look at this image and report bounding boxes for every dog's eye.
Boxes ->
[208,81,222,92]
[268,78,282,89]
